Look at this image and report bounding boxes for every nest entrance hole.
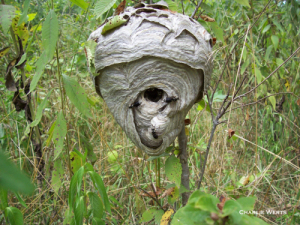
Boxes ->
[144,88,164,102]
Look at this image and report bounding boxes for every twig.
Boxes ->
[137,187,164,211]
[191,0,203,18]
[234,46,300,100]
[178,124,189,205]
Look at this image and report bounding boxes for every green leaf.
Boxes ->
[237,197,256,211]
[69,166,84,210]
[267,94,276,111]
[5,207,24,225]
[70,151,82,173]
[62,74,92,117]
[74,196,84,225]
[94,0,117,19]
[13,192,28,208]
[70,0,89,10]
[53,112,67,160]
[223,200,242,216]
[273,20,284,33]
[262,24,271,34]
[107,150,118,163]
[0,5,16,34]
[0,188,8,210]
[30,51,48,92]
[172,204,210,225]
[234,0,250,8]
[16,53,27,66]
[141,208,157,222]
[88,171,111,214]
[27,13,37,21]
[31,90,52,127]
[0,151,35,195]
[254,66,262,84]
[264,45,273,62]
[17,0,31,26]
[164,0,178,11]
[210,22,224,43]
[197,99,211,113]
[101,15,129,35]
[51,157,64,193]
[42,10,59,60]
[92,217,105,225]
[165,155,182,187]
[154,209,164,224]
[88,192,104,219]
[271,35,279,51]
[84,40,97,76]
[195,194,220,213]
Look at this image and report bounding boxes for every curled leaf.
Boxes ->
[200,15,215,22]
[227,129,235,139]
[101,15,129,35]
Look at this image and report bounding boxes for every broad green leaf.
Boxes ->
[0,5,16,34]
[101,15,129,35]
[267,93,276,111]
[51,157,64,193]
[141,208,157,222]
[164,0,178,11]
[30,51,48,92]
[0,188,8,210]
[271,35,279,51]
[197,99,211,113]
[28,13,37,21]
[172,205,210,225]
[264,45,273,62]
[195,194,219,213]
[88,192,104,219]
[210,22,224,43]
[95,0,117,19]
[70,0,89,10]
[74,196,84,225]
[31,90,52,127]
[12,16,30,47]
[70,151,82,173]
[154,209,164,224]
[92,217,105,225]
[69,166,84,210]
[168,186,180,204]
[234,0,250,8]
[62,74,92,117]
[237,197,256,211]
[223,199,242,216]
[254,66,262,84]
[107,150,118,163]
[46,120,56,147]
[79,133,98,164]
[5,207,24,225]
[273,20,284,33]
[17,0,31,26]
[42,10,59,60]
[262,24,271,34]
[88,171,111,214]
[165,155,182,187]
[0,151,35,195]
[53,112,67,160]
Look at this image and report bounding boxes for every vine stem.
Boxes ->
[178,123,189,205]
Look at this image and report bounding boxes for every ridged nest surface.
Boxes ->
[88,1,213,155]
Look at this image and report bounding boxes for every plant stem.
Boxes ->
[178,123,189,206]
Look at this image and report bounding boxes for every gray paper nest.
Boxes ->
[88,1,213,156]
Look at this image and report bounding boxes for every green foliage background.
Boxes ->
[0,0,300,224]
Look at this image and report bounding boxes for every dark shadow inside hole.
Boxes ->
[144,88,164,102]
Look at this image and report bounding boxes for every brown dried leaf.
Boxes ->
[139,186,164,198]
[212,37,217,46]
[200,15,215,22]
[245,109,250,121]
[159,187,175,199]
[5,58,17,92]
[228,129,235,139]
[210,212,219,221]
[217,195,226,211]
[184,118,191,126]
[297,98,300,106]
[114,0,126,15]
[13,90,27,112]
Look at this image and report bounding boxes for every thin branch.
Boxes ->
[234,46,300,100]
[191,0,203,18]
[137,187,164,211]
